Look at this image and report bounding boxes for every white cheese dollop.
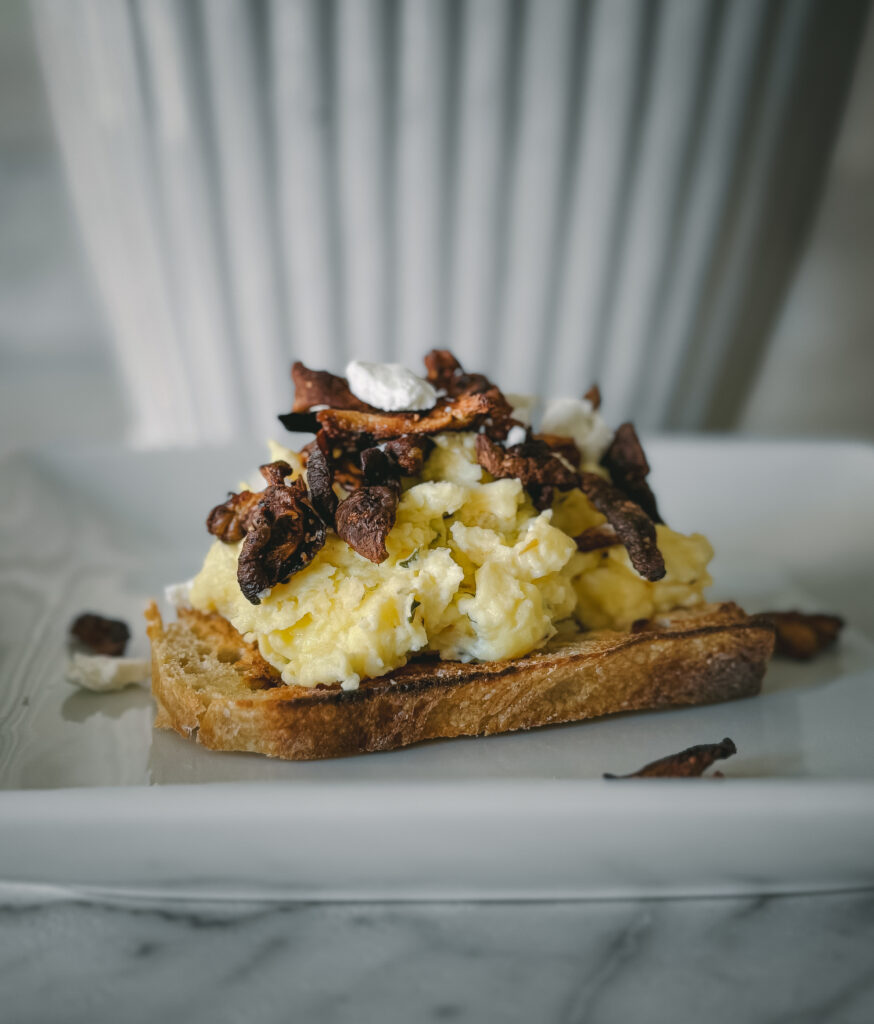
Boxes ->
[540,397,614,464]
[346,360,437,412]
[67,654,150,692]
[505,424,528,447]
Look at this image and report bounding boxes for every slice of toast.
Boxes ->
[146,602,774,760]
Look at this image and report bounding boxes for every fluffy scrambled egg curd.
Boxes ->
[190,433,712,689]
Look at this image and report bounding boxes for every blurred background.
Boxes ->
[1,0,872,450]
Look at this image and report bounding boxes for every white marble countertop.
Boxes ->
[2,890,873,1023]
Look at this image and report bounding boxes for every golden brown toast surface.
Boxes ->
[146,602,774,760]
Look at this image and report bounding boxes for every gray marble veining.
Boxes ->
[2,892,873,1024]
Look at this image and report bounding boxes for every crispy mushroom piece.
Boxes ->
[305,432,338,525]
[759,611,845,660]
[584,384,601,410]
[331,457,366,493]
[206,461,295,543]
[475,434,579,510]
[70,613,131,656]
[334,485,399,564]
[360,447,401,488]
[423,349,494,396]
[290,361,374,413]
[277,410,320,434]
[259,460,294,487]
[601,422,662,524]
[534,432,582,469]
[237,477,326,604]
[578,472,665,581]
[359,437,434,485]
[206,489,262,543]
[422,351,516,439]
[302,434,373,491]
[278,362,376,433]
[575,524,620,552]
[604,738,737,778]
[382,435,434,475]
[316,389,512,441]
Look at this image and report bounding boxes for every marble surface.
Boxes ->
[2,890,873,1024]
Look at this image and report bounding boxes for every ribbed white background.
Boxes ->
[31,0,868,445]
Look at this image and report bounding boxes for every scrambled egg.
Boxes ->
[190,433,712,688]
[550,487,713,631]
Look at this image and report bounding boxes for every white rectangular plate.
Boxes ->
[1,439,873,898]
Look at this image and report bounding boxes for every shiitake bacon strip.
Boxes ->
[334,486,399,564]
[604,738,737,778]
[290,361,374,413]
[601,422,662,524]
[475,434,579,510]
[578,472,665,581]
[305,432,338,525]
[757,610,844,660]
[237,477,326,604]
[317,389,512,441]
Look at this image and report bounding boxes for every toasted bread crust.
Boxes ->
[147,602,774,760]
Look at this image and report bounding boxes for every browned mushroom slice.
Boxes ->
[70,613,131,656]
[290,361,374,413]
[381,435,434,475]
[334,486,399,563]
[475,434,579,510]
[578,472,665,581]
[533,432,581,469]
[604,738,737,778]
[259,460,294,487]
[317,389,510,441]
[237,478,326,604]
[575,524,620,552]
[759,610,845,660]
[360,447,402,488]
[305,432,337,524]
[277,410,320,434]
[423,349,494,396]
[583,384,601,410]
[206,489,262,543]
[601,422,662,524]
[331,457,365,493]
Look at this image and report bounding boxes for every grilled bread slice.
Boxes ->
[146,602,774,760]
